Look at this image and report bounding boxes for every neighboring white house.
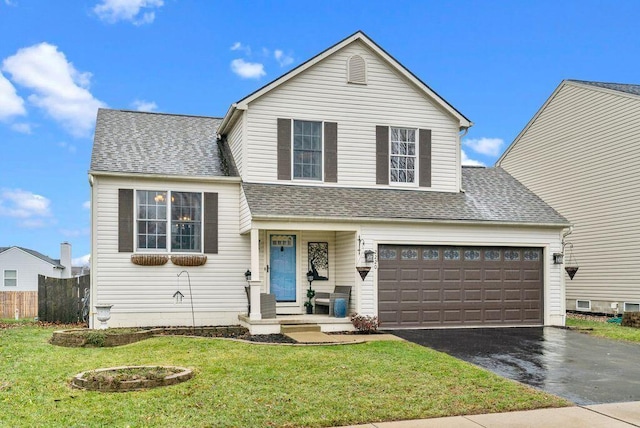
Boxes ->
[89,31,570,332]
[0,242,73,291]
[498,79,640,315]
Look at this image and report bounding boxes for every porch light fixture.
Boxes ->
[552,253,564,265]
[244,269,252,282]
[306,270,314,283]
[364,250,375,263]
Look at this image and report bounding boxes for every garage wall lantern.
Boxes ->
[364,250,375,263]
[552,253,564,264]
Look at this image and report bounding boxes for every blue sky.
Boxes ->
[1,0,639,264]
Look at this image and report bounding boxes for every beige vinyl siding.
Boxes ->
[227,113,244,177]
[239,186,251,234]
[0,248,63,291]
[335,231,357,313]
[243,40,461,192]
[91,175,248,327]
[299,231,336,298]
[359,223,564,325]
[499,82,640,306]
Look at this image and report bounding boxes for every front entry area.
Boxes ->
[269,234,297,302]
[378,245,544,328]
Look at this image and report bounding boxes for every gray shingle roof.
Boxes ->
[90,109,238,177]
[242,167,569,225]
[0,246,63,267]
[570,80,640,96]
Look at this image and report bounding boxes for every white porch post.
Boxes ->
[249,228,262,320]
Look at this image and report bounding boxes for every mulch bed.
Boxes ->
[239,334,297,344]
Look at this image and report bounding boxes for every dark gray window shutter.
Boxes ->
[203,192,218,254]
[376,126,389,184]
[118,189,134,253]
[277,118,291,180]
[419,129,432,188]
[324,122,338,183]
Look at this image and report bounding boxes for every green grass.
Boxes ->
[566,317,640,343]
[0,325,569,427]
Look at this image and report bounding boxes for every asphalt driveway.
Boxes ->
[388,327,640,405]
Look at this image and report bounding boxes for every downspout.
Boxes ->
[459,127,470,192]
[88,173,95,329]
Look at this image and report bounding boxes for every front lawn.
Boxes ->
[0,324,568,427]
[566,314,640,343]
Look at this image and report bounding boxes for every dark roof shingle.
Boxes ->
[569,80,640,96]
[0,246,63,267]
[90,109,237,177]
[242,167,569,225]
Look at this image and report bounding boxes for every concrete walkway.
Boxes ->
[283,331,403,344]
[337,402,640,427]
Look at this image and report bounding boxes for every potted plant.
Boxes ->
[305,270,315,314]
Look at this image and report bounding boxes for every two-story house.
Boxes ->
[89,31,569,332]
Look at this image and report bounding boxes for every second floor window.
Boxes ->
[390,127,416,184]
[137,190,202,252]
[293,120,322,181]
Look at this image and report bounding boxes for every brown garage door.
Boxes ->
[378,245,543,327]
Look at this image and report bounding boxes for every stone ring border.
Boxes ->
[71,365,193,392]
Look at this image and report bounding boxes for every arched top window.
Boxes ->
[347,55,366,84]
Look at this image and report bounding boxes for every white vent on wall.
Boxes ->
[348,55,366,84]
[576,300,591,311]
[624,302,640,312]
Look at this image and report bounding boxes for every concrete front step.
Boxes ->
[280,324,321,334]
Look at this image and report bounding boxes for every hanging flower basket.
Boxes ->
[565,266,579,280]
[130,254,169,266]
[171,255,207,266]
[356,266,371,280]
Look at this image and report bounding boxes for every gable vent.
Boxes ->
[348,55,366,84]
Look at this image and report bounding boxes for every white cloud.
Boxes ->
[0,71,26,120]
[60,227,90,238]
[274,49,294,67]
[463,137,504,156]
[230,58,265,79]
[0,188,52,228]
[82,200,91,210]
[461,149,485,167]
[131,99,157,112]
[11,122,31,134]
[2,42,106,137]
[230,42,251,56]
[58,141,77,154]
[72,254,91,267]
[93,0,163,25]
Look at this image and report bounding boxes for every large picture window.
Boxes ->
[137,190,202,252]
[390,127,416,184]
[293,120,322,180]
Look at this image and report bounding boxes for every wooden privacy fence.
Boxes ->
[0,291,38,319]
[38,275,90,323]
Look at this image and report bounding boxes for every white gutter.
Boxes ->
[88,170,242,183]
[249,213,571,229]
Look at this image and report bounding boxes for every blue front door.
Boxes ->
[270,235,297,302]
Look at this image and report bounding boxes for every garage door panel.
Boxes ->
[504,269,522,281]
[400,269,419,280]
[443,269,461,281]
[378,245,543,327]
[484,269,502,281]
